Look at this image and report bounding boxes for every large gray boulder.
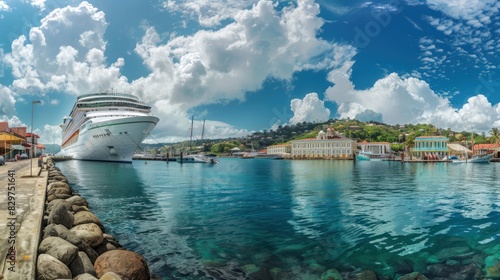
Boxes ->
[47,181,71,192]
[37,253,72,280]
[69,251,97,277]
[38,236,79,266]
[70,223,104,248]
[94,250,150,280]
[66,195,89,207]
[43,223,99,263]
[73,273,99,280]
[47,201,74,229]
[73,211,103,228]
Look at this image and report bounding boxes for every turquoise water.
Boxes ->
[57,159,500,279]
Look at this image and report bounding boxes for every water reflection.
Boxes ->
[56,159,500,279]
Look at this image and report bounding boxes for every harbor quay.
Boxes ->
[0,158,46,279]
[0,158,150,280]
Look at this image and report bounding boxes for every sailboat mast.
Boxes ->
[201,119,205,143]
[189,115,194,150]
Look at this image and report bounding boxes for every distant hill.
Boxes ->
[40,144,61,155]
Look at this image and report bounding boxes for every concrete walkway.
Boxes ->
[0,159,47,280]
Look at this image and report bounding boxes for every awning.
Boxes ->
[22,143,32,147]
[0,132,25,142]
[11,144,25,150]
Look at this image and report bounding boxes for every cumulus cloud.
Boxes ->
[0,86,16,115]
[326,61,500,132]
[1,0,356,143]
[1,115,25,127]
[133,0,352,109]
[0,1,9,11]
[39,124,62,145]
[149,100,248,142]
[2,1,127,94]
[162,0,256,27]
[289,93,330,124]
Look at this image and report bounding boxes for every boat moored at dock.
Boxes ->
[58,92,159,163]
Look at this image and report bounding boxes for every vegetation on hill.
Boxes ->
[139,119,499,155]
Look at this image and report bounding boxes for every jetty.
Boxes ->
[0,158,150,279]
[0,158,47,279]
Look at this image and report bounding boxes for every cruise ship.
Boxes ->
[58,92,159,162]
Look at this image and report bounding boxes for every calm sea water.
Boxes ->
[56,159,500,279]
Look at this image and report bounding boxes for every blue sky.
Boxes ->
[0,0,499,144]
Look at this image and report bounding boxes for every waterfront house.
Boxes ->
[0,122,28,160]
[411,136,449,160]
[291,127,357,159]
[358,141,392,155]
[473,143,500,155]
[267,144,291,155]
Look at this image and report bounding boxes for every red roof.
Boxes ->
[25,133,40,138]
[474,143,500,149]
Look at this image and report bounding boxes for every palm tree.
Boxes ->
[488,127,500,144]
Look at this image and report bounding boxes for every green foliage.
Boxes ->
[140,119,497,155]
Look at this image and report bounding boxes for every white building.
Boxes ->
[291,127,357,159]
[267,144,291,155]
[358,141,392,155]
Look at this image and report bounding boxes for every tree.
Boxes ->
[488,127,500,144]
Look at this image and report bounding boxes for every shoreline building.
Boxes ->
[411,136,449,160]
[0,122,28,160]
[291,127,356,159]
[358,141,392,155]
[267,144,291,156]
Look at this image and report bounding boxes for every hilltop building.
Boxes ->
[291,127,356,159]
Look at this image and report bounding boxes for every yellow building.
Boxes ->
[291,128,356,159]
[0,131,26,160]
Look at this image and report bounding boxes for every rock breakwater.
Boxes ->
[37,157,150,280]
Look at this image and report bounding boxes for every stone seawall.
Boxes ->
[36,157,150,280]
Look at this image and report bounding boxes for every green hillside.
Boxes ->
[139,119,499,155]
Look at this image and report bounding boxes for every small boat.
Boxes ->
[446,153,492,163]
[177,154,218,164]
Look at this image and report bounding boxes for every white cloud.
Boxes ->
[38,124,62,145]
[1,0,356,143]
[149,100,248,143]
[423,1,500,78]
[133,0,350,109]
[30,0,46,10]
[426,0,500,22]
[325,61,500,133]
[0,86,16,115]
[0,115,24,128]
[289,92,330,124]
[2,1,126,94]
[162,0,257,27]
[0,1,9,11]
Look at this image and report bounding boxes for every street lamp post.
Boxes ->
[30,100,41,177]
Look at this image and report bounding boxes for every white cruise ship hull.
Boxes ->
[59,115,159,163]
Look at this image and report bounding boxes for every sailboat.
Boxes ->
[177,117,218,164]
[448,132,492,163]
